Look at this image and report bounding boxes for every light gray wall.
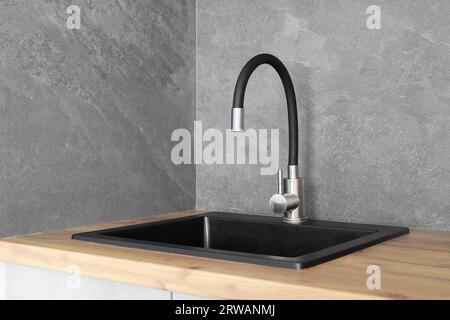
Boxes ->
[0,0,196,237]
[196,0,450,230]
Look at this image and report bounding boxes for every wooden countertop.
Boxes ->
[0,210,449,300]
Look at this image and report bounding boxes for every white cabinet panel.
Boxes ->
[3,263,170,300]
[0,262,211,300]
[0,263,6,300]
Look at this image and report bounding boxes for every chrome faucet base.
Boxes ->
[269,165,307,224]
[282,215,307,224]
[282,165,306,224]
[282,203,307,224]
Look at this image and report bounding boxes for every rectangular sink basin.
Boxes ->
[72,212,409,269]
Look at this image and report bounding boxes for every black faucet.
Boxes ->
[231,53,306,223]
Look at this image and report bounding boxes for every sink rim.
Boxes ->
[72,212,409,270]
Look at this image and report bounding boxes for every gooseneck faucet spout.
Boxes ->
[231,53,306,223]
[232,54,299,166]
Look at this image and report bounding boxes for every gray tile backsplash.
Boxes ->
[196,0,450,230]
[0,0,196,237]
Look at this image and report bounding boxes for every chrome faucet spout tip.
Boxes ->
[231,108,244,132]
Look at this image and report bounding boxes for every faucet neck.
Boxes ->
[232,53,299,165]
[288,165,299,179]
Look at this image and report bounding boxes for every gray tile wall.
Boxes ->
[1,0,448,236]
[196,0,450,230]
[0,0,196,237]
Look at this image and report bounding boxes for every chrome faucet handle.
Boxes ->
[269,193,300,214]
[277,169,283,194]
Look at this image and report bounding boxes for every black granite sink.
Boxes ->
[72,212,409,269]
